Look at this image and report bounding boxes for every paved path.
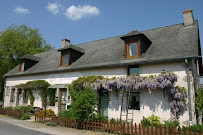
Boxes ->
[0,115,104,135]
[0,121,50,135]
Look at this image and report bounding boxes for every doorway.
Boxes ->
[59,88,67,113]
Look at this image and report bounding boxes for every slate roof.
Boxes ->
[19,54,41,61]
[4,21,201,77]
[58,44,85,53]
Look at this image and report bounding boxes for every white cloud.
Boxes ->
[14,7,30,15]
[65,5,100,20]
[46,3,63,15]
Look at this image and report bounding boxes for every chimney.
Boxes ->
[62,39,70,48]
[183,9,194,26]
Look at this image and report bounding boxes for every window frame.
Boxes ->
[126,40,139,58]
[128,92,140,110]
[128,65,140,75]
[61,52,70,66]
[19,61,25,72]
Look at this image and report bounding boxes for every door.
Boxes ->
[59,89,67,113]
[100,90,109,117]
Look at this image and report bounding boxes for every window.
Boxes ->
[19,62,25,72]
[61,53,69,66]
[128,66,140,75]
[129,92,140,110]
[10,88,15,102]
[126,41,139,58]
[23,90,28,104]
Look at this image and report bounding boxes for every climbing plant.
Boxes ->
[82,72,187,120]
[15,80,51,116]
[195,88,203,123]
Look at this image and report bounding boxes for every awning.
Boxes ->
[48,84,69,89]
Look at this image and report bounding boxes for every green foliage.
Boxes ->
[15,80,50,110]
[20,114,30,120]
[70,76,104,91]
[14,105,33,115]
[141,117,150,126]
[195,88,203,123]
[46,122,58,127]
[164,120,180,129]
[0,24,53,100]
[91,114,108,122]
[58,110,72,119]
[183,124,203,133]
[148,114,161,126]
[37,109,55,117]
[69,87,98,121]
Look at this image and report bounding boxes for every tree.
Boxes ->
[0,24,53,101]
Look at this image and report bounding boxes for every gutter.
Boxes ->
[185,59,192,125]
[3,56,199,78]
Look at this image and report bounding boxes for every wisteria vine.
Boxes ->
[83,72,187,119]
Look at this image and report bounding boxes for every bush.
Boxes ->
[149,114,161,126]
[141,117,150,126]
[46,122,58,127]
[69,87,98,121]
[14,105,33,114]
[183,124,203,133]
[37,109,56,117]
[58,110,72,119]
[91,114,108,122]
[164,120,180,129]
[20,114,30,120]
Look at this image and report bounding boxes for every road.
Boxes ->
[0,121,51,135]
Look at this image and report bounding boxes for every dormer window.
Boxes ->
[61,53,70,66]
[19,62,25,72]
[58,39,85,67]
[127,41,139,58]
[19,54,40,72]
[121,30,151,59]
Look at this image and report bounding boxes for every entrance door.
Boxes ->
[59,89,67,113]
[100,90,109,117]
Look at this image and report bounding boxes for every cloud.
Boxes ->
[65,5,100,20]
[47,3,63,15]
[14,7,30,15]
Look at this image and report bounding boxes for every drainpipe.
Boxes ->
[185,59,192,125]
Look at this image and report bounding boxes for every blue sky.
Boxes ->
[0,0,203,83]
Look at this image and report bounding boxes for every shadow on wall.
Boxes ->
[108,88,171,119]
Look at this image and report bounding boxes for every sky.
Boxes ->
[0,0,203,83]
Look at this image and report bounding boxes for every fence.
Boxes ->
[35,115,202,135]
[0,108,22,118]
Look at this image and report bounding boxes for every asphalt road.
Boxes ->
[0,121,51,135]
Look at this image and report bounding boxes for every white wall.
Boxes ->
[4,61,196,126]
[108,61,196,126]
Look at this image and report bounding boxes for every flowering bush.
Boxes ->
[149,114,161,126]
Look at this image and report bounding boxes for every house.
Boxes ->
[3,9,202,126]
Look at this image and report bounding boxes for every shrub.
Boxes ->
[58,110,72,119]
[20,114,30,120]
[183,124,203,133]
[148,114,161,126]
[141,117,150,126]
[110,118,116,123]
[14,105,33,115]
[164,120,180,129]
[91,114,108,122]
[46,122,58,127]
[69,87,98,121]
[37,109,55,117]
